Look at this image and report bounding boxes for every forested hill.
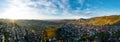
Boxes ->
[0,15,120,27]
[0,15,119,42]
[74,15,120,26]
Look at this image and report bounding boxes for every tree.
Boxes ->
[56,26,79,40]
[43,26,59,41]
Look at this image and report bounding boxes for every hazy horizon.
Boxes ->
[0,14,119,20]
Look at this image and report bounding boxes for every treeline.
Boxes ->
[42,26,120,42]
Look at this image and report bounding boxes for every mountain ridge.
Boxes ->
[75,15,120,26]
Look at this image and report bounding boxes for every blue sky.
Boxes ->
[0,0,120,19]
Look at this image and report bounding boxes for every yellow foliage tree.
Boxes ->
[43,26,59,40]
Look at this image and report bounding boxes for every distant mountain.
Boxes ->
[75,15,120,26]
[0,15,120,27]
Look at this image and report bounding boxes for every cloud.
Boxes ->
[0,0,45,19]
[78,0,84,5]
[0,0,91,19]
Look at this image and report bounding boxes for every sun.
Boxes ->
[3,14,22,19]
[0,7,33,19]
[1,13,30,19]
[0,5,43,20]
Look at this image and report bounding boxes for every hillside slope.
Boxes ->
[75,15,120,26]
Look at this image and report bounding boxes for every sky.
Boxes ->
[0,0,120,19]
